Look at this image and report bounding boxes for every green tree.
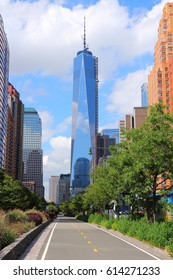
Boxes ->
[85,162,118,211]
[0,169,47,211]
[47,203,59,213]
[0,171,30,210]
[110,103,173,221]
[69,192,90,215]
[59,200,72,216]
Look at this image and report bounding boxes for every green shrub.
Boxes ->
[111,221,118,231]
[115,217,131,234]
[101,219,113,229]
[94,213,106,224]
[7,221,35,236]
[166,238,173,257]
[0,222,16,250]
[134,221,151,241]
[76,214,89,222]
[145,222,171,248]
[126,220,138,237]
[47,204,58,213]
[88,213,95,223]
[5,209,27,223]
[88,213,173,257]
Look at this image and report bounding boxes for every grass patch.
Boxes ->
[0,209,52,251]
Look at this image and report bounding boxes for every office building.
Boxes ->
[125,114,133,130]
[101,129,119,144]
[22,108,44,197]
[5,83,24,181]
[49,176,59,204]
[59,174,70,203]
[72,158,90,190]
[22,181,36,193]
[148,3,173,192]
[96,133,116,165]
[118,107,147,142]
[148,3,173,110]
[70,19,98,192]
[133,107,147,128]
[49,174,70,204]
[118,120,125,143]
[0,15,9,169]
[141,83,148,107]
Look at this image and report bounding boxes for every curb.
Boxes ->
[0,219,53,260]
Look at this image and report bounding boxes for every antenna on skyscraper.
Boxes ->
[84,16,86,50]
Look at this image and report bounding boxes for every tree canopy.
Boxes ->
[84,103,173,221]
[0,169,47,211]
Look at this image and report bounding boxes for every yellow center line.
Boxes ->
[72,224,99,254]
[73,225,98,253]
[93,248,98,253]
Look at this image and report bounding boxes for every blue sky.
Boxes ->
[0,0,169,198]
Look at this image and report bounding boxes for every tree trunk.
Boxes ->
[153,189,156,222]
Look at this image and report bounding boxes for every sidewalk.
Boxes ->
[19,221,56,260]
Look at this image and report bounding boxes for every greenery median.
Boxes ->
[87,213,173,257]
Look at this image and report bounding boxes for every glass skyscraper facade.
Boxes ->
[141,83,148,107]
[0,15,9,169]
[23,108,44,197]
[70,41,98,192]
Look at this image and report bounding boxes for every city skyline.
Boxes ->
[0,0,168,198]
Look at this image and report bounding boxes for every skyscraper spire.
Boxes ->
[83,16,86,50]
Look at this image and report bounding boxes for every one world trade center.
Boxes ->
[70,18,98,194]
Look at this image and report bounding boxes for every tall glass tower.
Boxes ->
[0,15,9,169]
[23,108,44,197]
[141,83,148,107]
[70,19,98,193]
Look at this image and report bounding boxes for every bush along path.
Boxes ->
[87,213,173,257]
[0,209,55,252]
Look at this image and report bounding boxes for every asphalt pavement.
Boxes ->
[19,216,172,260]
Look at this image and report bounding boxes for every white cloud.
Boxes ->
[39,111,71,142]
[0,0,166,83]
[43,135,71,174]
[107,67,151,114]
[56,116,72,134]
[43,135,71,198]
[1,0,83,77]
[39,111,55,142]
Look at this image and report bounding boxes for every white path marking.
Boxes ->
[41,222,57,260]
